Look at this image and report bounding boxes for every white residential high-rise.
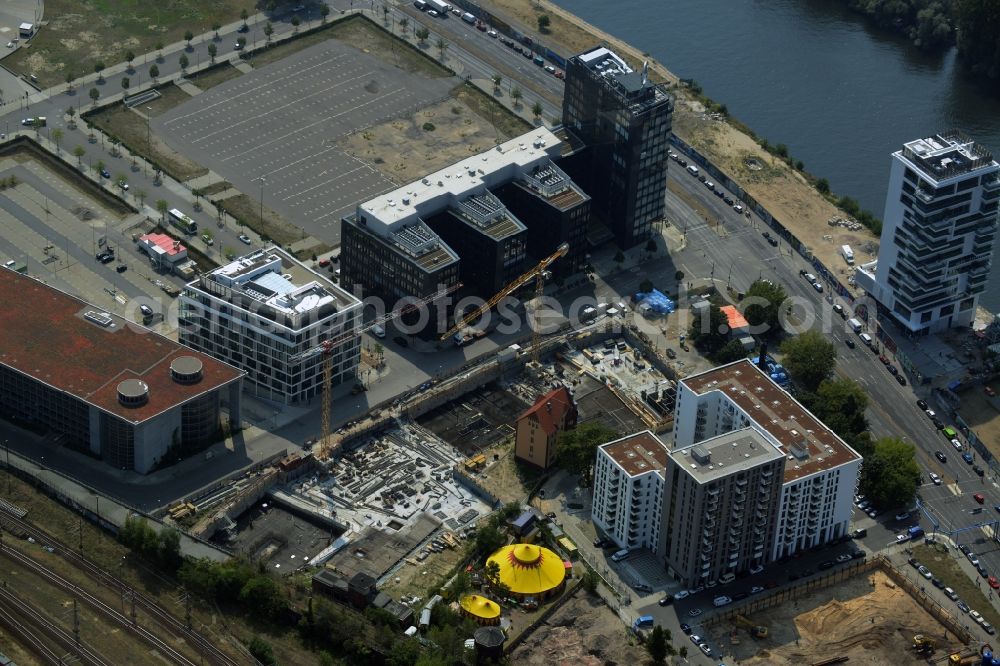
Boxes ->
[855,131,1000,334]
[659,429,785,587]
[180,247,362,404]
[672,360,862,561]
[592,431,667,552]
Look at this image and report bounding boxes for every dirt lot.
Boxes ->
[511,589,646,666]
[711,570,960,665]
[340,86,530,185]
[381,541,467,601]
[5,0,256,88]
[479,0,880,284]
[474,442,536,504]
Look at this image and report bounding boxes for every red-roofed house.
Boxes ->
[514,386,577,469]
[0,269,243,473]
[137,233,194,276]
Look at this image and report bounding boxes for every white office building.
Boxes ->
[673,360,863,560]
[592,431,667,552]
[855,131,1000,334]
[179,247,362,404]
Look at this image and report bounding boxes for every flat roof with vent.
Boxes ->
[681,359,861,482]
[0,270,243,423]
[356,128,563,232]
[600,430,667,477]
[671,428,783,483]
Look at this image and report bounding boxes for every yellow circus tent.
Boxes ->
[460,594,502,625]
[486,543,566,598]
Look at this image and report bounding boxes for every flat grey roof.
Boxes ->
[671,428,783,483]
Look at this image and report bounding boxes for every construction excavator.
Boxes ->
[291,282,461,460]
[439,242,569,364]
[912,634,936,655]
[734,614,768,639]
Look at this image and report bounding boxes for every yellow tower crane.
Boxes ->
[293,283,461,460]
[440,243,569,364]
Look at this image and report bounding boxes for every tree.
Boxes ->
[320,4,330,22]
[470,524,505,559]
[73,145,86,166]
[125,50,135,70]
[675,270,685,282]
[248,636,277,666]
[816,177,831,194]
[156,199,168,221]
[95,159,105,177]
[51,128,64,152]
[239,575,286,621]
[207,42,217,63]
[121,77,130,99]
[89,87,100,105]
[241,8,249,26]
[157,527,182,571]
[780,330,836,392]
[179,53,189,72]
[291,15,301,33]
[510,86,522,107]
[264,21,274,44]
[212,22,222,40]
[679,646,688,658]
[94,61,106,82]
[859,437,921,509]
[491,73,502,94]
[415,26,430,45]
[954,0,1000,79]
[436,37,448,60]
[639,278,654,293]
[137,190,147,208]
[382,5,390,24]
[65,70,74,91]
[557,422,620,485]
[531,101,543,122]
[808,379,871,455]
[742,278,787,335]
[149,63,159,81]
[714,338,747,364]
[581,569,600,594]
[399,17,409,36]
[184,30,194,48]
[645,238,657,254]
[647,625,669,664]
[690,303,729,355]
[537,14,551,33]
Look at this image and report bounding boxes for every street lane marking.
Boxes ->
[948,483,962,496]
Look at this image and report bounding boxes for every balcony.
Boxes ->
[915,188,935,204]
[984,176,1000,192]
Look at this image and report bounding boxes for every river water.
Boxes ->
[555,0,1000,310]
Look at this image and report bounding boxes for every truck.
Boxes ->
[453,328,486,346]
[908,526,925,540]
[426,0,449,14]
[847,317,863,333]
[841,244,854,265]
[461,11,476,24]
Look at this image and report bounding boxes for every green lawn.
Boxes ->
[6,0,257,87]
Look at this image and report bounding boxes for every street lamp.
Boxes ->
[258,175,266,229]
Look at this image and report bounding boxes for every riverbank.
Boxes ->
[478,0,882,283]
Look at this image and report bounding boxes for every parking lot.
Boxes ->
[0,149,185,329]
[154,39,456,242]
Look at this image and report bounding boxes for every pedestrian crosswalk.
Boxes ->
[948,482,962,496]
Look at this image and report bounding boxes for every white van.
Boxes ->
[847,318,863,333]
[719,572,736,585]
[611,548,630,562]
[859,332,873,347]
[686,165,699,176]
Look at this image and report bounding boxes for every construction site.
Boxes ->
[709,569,966,665]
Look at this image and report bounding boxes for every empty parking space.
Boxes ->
[154,40,456,241]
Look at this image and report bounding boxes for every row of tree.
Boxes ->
[839,0,1000,79]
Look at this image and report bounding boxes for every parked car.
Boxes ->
[238,233,252,244]
[929,472,942,485]
[917,399,928,410]
[975,493,986,504]
[680,623,692,634]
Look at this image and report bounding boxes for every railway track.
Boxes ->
[0,511,245,665]
[0,585,113,666]
[0,600,64,665]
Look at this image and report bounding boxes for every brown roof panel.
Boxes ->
[682,360,861,483]
[0,270,243,423]
[602,431,667,477]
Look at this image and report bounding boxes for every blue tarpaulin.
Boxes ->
[634,289,675,315]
